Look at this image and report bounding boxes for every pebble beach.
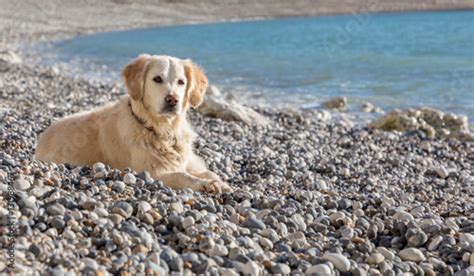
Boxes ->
[1,1,474,275]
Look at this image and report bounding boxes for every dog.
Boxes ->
[36,54,232,193]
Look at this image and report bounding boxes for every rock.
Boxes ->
[459,233,474,245]
[123,173,136,185]
[271,263,291,274]
[92,162,106,172]
[427,236,443,251]
[14,178,30,190]
[436,167,449,179]
[208,244,228,257]
[376,247,395,261]
[112,181,126,193]
[366,253,385,264]
[197,85,270,126]
[243,261,261,275]
[361,102,375,113]
[398,248,426,262]
[0,49,22,64]
[182,216,195,229]
[393,210,414,221]
[242,215,266,230]
[47,204,66,216]
[369,107,473,141]
[112,201,133,218]
[323,252,351,272]
[170,201,184,213]
[322,96,346,110]
[306,263,332,275]
[137,201,152,214]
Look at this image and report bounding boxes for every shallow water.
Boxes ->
[38,11,474,122]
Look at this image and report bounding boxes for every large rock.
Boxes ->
[322,96,346,110]
[197,85,270,126]
[369,107,473,141]
[0,49,22,64]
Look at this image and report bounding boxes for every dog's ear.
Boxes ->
[184,60,208,108]
[123,54,151,101]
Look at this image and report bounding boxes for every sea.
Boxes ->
[36,11,474,122]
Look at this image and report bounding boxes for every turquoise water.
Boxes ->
[42,11,474,120]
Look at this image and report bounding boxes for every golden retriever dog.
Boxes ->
[36,54,232,193]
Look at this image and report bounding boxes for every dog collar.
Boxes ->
[128,100,179,148]
[128,100,156,134]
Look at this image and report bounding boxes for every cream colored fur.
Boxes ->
[36,54,232,193]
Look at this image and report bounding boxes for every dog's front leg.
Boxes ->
[156,172,223,194]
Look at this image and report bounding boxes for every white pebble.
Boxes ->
[323,252,351,272]
[399,248,426,262]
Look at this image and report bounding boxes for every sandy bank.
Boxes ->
[1,0,473,47]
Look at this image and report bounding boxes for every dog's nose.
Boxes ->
[165,95,178,107]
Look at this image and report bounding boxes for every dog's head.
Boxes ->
[123,54,208,116]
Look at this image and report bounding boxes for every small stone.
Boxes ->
[112,181,125,193]
[137,201,152,214]
[133,244,149,254]
[14,178,30,190]
[427,236,443,251]
[208,244,228,257]
[323,252,351,272]
[306,264,332,275]
[271,263,291,274]
[123,173,136,185]
[140,213,154,225]
[329,212,346,225]
[366,253,385,264]
[399,248,426,262]
[243,261,260,275]
[259,237,273,249]
[376,247,395,261]
[170,201,184,213]
[182,217,195,229]
[436,167,449,178]
[47,204,66,216]
[112,201,133,218]
[459,233,474,245]
[242,215,266,229]
[51,217,66,230]
[393,210,414,221]
[93,162,106,172]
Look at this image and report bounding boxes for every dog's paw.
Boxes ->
[202,180,234,194]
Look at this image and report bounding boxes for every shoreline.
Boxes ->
[1,0,473,49]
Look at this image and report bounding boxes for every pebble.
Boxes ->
[271,263,291,274]
[47,204,66,216]
[123,173,136,185]
[182,216,195,229]
[242,215,266,229]
[112,181,125,193]
[243,261,261,275]
[323,252,351,272]
[366,253,385,264]
[306,263,332,275]
[399,248,426,262]
[427,236,443,251]
[112,201,133,218]
[14,178,30,190]
[436,167,449,178]
[170,201,184,213]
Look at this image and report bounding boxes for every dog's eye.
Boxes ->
[153,76,163,83]
[177,79,185,85]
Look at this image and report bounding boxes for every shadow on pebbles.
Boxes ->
[0,63,473,275]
